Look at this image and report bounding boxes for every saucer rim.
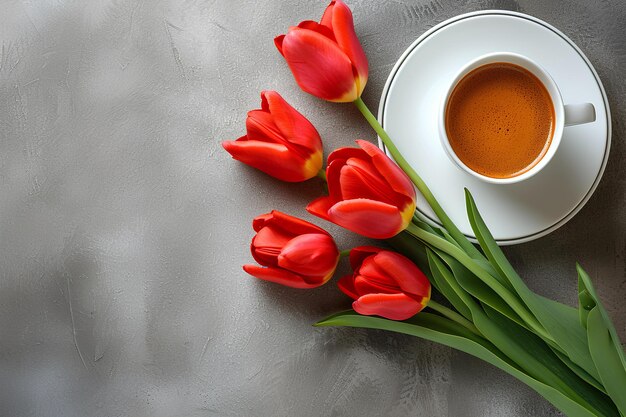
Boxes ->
[377,9,612,245]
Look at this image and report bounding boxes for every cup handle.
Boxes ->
[564,103,596,127]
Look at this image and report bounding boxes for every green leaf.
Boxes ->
[578,264,626,370]
[316,311,601,417]
[587,306,626,415]
[437,229,502,283]
[439,229,504,279]
[439,228,466,252]
[464,189,519,289]
[578,286,593,329]
[427,249,473,321]
[412,217,447,239]
[481,305,615,417]
[578,268,596,331]
[465,189,602,383]
[550,345,606,394]
[387,231,431,278]
[421,204,614,414]
[536,295,603,383]
[405,223,549,340]
[435,249,529,331]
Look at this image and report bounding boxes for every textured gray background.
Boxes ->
[0,0,624,416]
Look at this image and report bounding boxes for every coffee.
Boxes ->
[445,62,555,179]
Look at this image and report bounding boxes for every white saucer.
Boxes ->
[378,10,611,245]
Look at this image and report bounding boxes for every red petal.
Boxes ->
[326,145,367,165]
[328,0,368,91]
[250,248,280,267]
[267,210,329,236]
[353,293,424,320]
[252,211,335,267]
[260,91,270,112]
[339,159,397,204]
[296,20,336,42]
[278,234,338,276]
[320,1,335,29]
[251,224,292,253]
[246,110,283,143]
[274,35,286,56]
[358,256,402,290]
[262,90,322,152]
[327,199,403,239]
[348,246,382,270]
[246,107,321,174]
[338,273,359,300]
[250,232,287,267]
[281,28,357,102]
[252,212,273,232]
[243,265,322,289]
[325,158,344,203]
[326,145,375,203]
[356,140,415,201]
[221,139,312,182]
[353,274,399,295]
[306,197,334,222]
[370,251,431,298]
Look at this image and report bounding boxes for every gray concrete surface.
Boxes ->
[0,0,624,416]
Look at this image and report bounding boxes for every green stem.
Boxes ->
[316,169,327,181]
[428,300,481,336]
[353,97,483,260]
[339,249,351,259]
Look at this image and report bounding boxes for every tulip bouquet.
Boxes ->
[222,1,626,416]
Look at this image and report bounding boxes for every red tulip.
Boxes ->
[338,246,431,320]
[222,91,323,182]
[307,140,416,239]
[274,0,368,103]
[244,211,340,289]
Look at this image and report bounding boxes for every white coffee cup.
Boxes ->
[439,52,596,185]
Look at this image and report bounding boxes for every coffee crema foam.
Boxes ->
[445,63,555,179]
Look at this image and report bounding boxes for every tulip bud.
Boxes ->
[338,247,431,320]
[275,0,368,103]
[244,211,340,289]
[307,140,416,239]
[222,91,323,182]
